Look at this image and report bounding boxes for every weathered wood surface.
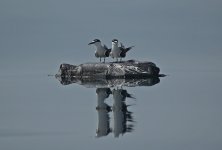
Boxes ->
[56,60,161,79]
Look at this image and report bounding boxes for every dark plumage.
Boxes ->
[104,45,111,57]
[120,89,135,99]
[119,43,135,58]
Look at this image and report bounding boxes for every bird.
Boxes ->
[110,39,134,62]
[88,39,111,63]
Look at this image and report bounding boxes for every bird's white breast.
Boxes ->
[111,44,121,58]
[95,44,106,57]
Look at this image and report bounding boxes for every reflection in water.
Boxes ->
[56,76,160,87]
[96,88,112,137]
[56,76,161,138]
[95,88,135,138]
[112,89,135,137]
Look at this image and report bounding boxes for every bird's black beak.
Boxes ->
[88,41,95,45]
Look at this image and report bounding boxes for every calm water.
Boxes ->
[0,70,221,150]
[1,0,222,149]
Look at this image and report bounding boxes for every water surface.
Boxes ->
[1,0,222,149]
[0,70,221,150]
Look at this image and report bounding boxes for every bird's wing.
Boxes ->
[103,44,110,50]
[104,44,111,57]
[120,45,135,53]
[120,42,125,49]
[125,45,135,52]
[119,45,135,57]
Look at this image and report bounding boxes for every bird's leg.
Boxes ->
[120,58,122,62]
[100,57,101,62]
[103,58,105,63]
[116,58,118,62]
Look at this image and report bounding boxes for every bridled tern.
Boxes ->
[110,39,134,62]
[88,39,111,62]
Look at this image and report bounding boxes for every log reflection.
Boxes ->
[54,75,162,138]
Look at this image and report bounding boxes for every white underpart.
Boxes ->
[94,42,106,57]
[111,41,121,58]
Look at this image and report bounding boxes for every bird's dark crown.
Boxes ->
[112,39,118,42]
[93,39,101,42]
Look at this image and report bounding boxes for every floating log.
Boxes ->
[56,60,161,79]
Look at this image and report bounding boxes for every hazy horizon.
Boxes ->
[0,0,222,150]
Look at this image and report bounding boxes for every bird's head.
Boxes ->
[88,39,101,45]
[112,39,118,45]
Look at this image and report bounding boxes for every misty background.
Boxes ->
[1,0,221,74]
[0,0,222,150]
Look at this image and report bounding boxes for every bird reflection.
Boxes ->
[96,88,112,137]
[95,88,135,138]
[112,88,135,137]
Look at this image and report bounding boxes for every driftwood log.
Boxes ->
[56,60,161,79]
[55,60,164,87]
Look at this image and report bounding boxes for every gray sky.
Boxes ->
[0,0,222,74]
[0,1,222,149]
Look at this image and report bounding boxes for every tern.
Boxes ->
[110,39,134,62]
[88,39,111,62]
